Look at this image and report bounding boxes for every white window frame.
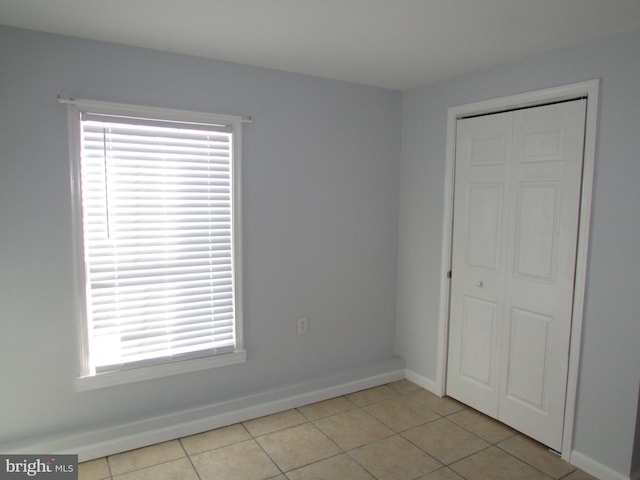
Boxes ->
[63,98,246,391]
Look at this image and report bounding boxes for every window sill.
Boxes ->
[76,350,247,392]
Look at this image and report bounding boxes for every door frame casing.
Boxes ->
[435,79,600,460]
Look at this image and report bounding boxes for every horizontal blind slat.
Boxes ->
[80,114,237,372]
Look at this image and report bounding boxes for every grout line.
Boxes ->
[281,452,352,478]
[178,438,203,480]
[244,412,350,476]
[432,465,474,480]
[252,436,287,477]
[239,421,253,438]
[104,440,192,478]
[312,423,345,454]
[494,441,574,480]
[108,457,192,478]
[443,411,517,446]
[105,455,114,480]
[448,443,495,467]
[242,410,308,438]
[294,394,358,422]
[557,469,580,479]
[179,425,255,456]
[343,450,380,480]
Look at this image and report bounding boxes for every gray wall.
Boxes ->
[0,26,400,443]
[397,28,640,476]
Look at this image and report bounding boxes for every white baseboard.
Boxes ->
[405,369,440,395]
[570,450,631,480]
[3,357,404,462]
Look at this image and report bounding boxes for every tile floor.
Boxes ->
[78,381,599,480]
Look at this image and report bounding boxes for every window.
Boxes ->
[64,99,246,389]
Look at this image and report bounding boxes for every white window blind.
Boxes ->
[77,108,241,374]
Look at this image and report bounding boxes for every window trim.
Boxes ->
[76,350,247,392]
[63,98,246,391]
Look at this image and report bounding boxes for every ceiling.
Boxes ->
[1,0,640,91]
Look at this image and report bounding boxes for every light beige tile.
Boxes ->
[112,457,197,480]
[562,469,599,480]
[256,423,340,472]
[402,418,489,464]
[78,457,110,480]
[408,390,466,416]
[297,396,355,420]
[314,408,393,450]
[286,454,375,480]
[447,408,515,444]
[387,379,423,394]
[498,434,575,478]
[349,434,442,480]
[418,467,466,480]
[108,440,185,475]
[243,409,307,437]
[346,385,399,406]
[181,423,251,455]
[364,395,440,432]
[191,439,280,480]
[450,446,552,480]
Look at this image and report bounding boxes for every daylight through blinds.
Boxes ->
[79,115,236,372]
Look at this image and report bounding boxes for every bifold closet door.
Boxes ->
[446,100,586,451]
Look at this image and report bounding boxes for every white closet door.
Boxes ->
[447,100,586,451]
[446,110,512,418]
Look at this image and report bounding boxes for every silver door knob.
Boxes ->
[476,281,484,287]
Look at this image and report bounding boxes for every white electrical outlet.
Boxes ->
[297,317,309,335]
